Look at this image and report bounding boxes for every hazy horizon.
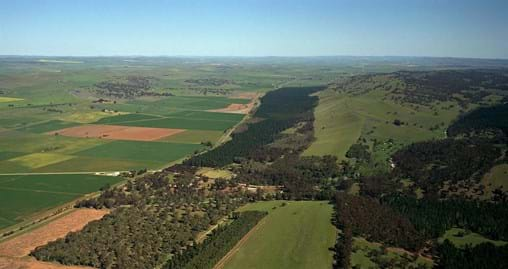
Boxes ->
[1,55,508,60]
[1,0,507,59]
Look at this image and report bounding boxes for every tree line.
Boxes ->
[448,102,508,137]
[164,211,266,269]
[391,138,501,195]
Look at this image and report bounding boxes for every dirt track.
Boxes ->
[213,218,266,269]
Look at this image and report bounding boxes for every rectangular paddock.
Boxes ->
[48,124,185,141]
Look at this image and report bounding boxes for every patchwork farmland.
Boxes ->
[0,98,253,232]
[0,99,254,174]
[0,58,264,235]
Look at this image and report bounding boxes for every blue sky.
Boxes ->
[1,0,507,58]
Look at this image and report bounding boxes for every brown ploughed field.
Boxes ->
[229,92,258,99]
[208,102,255,114]
[48,124,185,141]
[0,208,109,258]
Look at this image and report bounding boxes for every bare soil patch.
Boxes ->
[0,208,109,257]
[210,93,260,114]
[229,92,258,99]
[48,124,185,141]
[208,102,255,114]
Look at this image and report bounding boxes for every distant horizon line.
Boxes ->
[1,54,507,61]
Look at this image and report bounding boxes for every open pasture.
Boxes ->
[303,93,364,159]
[0,97,23,103]
[115,116,237,131]
[59,111,121,124]
[16,120,80,134]
[438,228,507,248]
[157,129,224,144]
[131,95,251,111]
[0,117,44,129]
[93,96,252,116]
[166,110,245,122]
[351,237,432,269]
[34,156,156,173]
[0,174,121,229]
[95,110,243,131]
[75,140,204,164]
[7,153,75,169]
[222,201,336,269]
[94,113,162,124]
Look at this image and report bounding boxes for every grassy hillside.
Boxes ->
[303,90,364,159]
[304,71,508,176]
[305,82,462,163]
[222,201,336,269]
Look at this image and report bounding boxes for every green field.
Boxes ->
[0,174,122,229]
[351,237,432,269]
[16,120,80,133]
[158,129,224,144]
[0,189,78,229]
[167,110,245,121]
[129,95,251,111]
[95,110,242,131]
[438,228,508,248]
[92,96,251,115]
[95,113,162,124]
[33,156,157,173]
[75,140,204,165]
[114,116,238,131]
[303,91,364,159]
[222,201,336,269]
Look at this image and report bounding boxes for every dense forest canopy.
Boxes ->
[382,195,508,240]
[392,138,502,193]
[185,86,323,167]
[448,102,508,136]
